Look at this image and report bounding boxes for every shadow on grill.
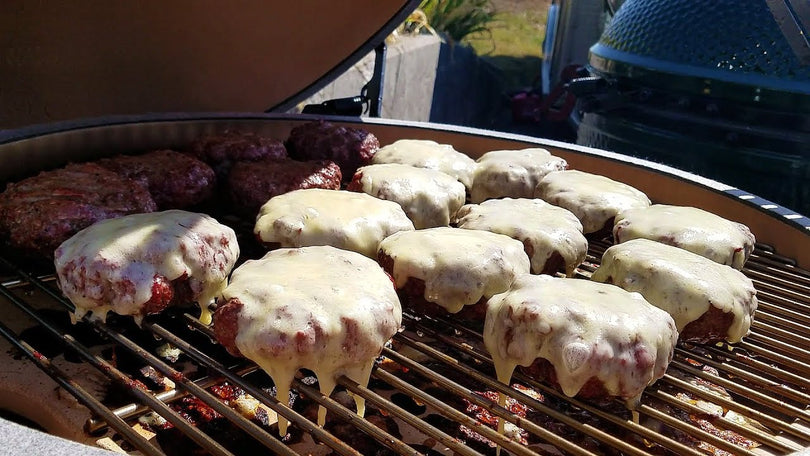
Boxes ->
[1,238,810,456]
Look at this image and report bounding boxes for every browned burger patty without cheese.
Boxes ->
[286,120,379,179]
[0,162,157,257]
[227,158,341,216]
[188,130,288,180]
[96,149,216,209]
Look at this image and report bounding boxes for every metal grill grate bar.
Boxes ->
[675,347,810,406]
[406,315,734,456]
[336,373,486,456]
[97,319,300,456]
[2,236,810,455]
[0,305,166,456]
[660,371,810,442]
[86,365,260,434]
[376,349,555,456]
[644,389,803,454]
[700,344,810,398]
[148,318,365,456]
[0,270,235,456]
[290,378,423,456]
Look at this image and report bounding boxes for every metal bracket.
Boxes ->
[302,42,387,117]
[362,42,387,117]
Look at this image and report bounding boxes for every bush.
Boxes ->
[419,0,496,43]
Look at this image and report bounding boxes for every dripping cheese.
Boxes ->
[471,148,567,203]
[613,204,755,269]
[454,198,587,276]
[371,139,477,190]
[54,210,239,325]
[213,246,402,435]
[484,274,677,407]
[378,227,530,313]
[349,163,466,229]
[591,238,757,343]
[254,188,414,258]
[535,170,650,234]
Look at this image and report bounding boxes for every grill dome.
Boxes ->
[588,0,810,110]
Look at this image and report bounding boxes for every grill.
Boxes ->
[1,115,809,456]
[579,0,810,216]
[2,235,810,456]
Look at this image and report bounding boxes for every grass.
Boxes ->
[463,6,548,90]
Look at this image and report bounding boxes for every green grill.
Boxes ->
[577,0,810,215]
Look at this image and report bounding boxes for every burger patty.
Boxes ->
[227,158,341,215]
[188,130,288,180]
[96,150,216,209]
[286,120,379,179]
[0,162,157,256]
[54,210,240,324]
[377,250,488,322]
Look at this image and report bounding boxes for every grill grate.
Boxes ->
[1,239,810,456]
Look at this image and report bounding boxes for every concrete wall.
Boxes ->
[292,34,504,129]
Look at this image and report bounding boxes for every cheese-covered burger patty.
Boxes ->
[484,274,677,407]
[55,210,239,325]
[213,245,402,435]
[378,227,530,318]
[254,188,414,258]
[535,170,651,236]
[591,238,757,343]
[613,204,755,269]
[348,163,466,229]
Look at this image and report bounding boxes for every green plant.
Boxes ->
[419,0,496,43]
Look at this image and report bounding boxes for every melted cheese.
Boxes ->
[454,198,587,276]
[254,188,414,258]
[371,139,477,190]
[591,238,757,343]
[471,148,567,203]
[378,227,530,313]
[354,163,466,229]
[614,204,756,269]
[535,170,651,234]
[54,210,239,324]
[221,246,402,435]
[483,275,677,407]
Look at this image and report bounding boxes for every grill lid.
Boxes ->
[0,1,419,129]
[588,0,810,110]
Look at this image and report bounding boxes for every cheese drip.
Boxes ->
[378,227,530,313]
[54,210,239,323]
[221,246,402,435]
[353,163,466,229]
[371,139,477,190]
[484,275,677,407]
[613,204,756,269]
[535,170,651,234]
[471,148,567,203]
[591,238,758,343]
[254,188,414,258]
[454,198,587,276]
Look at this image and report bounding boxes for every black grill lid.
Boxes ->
[0,1,419,129]
[588,0,810,111]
